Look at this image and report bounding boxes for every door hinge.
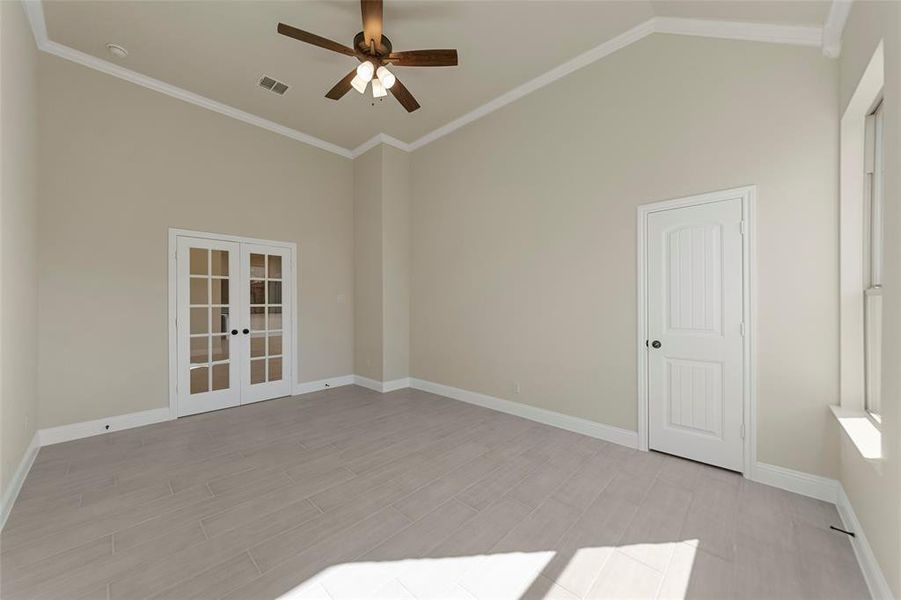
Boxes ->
[740,322,746,337]
[740,423,745,439]
[740,221,747,236]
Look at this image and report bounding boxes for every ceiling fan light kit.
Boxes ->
[277,0,458,112]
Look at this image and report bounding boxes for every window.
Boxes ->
[863,99,884,418]
[836,42,883,463]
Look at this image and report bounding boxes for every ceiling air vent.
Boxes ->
[258,75,290,96]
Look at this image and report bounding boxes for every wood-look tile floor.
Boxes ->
[1,386,868,600]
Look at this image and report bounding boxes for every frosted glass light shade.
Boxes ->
[376,66,396,89]
[350,75,368,94]
[371,78,387,98]
[356,61,375,81]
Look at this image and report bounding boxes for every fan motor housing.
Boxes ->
[353,31,392,63]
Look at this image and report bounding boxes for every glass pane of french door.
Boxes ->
[177,237,242,417]
[241,244,291,404]
[248,252,283,384]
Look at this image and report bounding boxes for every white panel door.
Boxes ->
[240,244,292,404]
[647,198,744,471]
[176,237,242,417]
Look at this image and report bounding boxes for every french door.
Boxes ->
[175,235,293,417]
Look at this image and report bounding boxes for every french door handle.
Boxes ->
[243,329,250,335]
[231,329,238,336]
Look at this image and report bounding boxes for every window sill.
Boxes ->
[831,405,883,469]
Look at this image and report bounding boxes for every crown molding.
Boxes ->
[22,1,353,159]
[653,16,822,48]
[407,17,657,151]
[23,1,832,160]
[351,133,411,157]
[822,0,853,58]
[407,16,826,151]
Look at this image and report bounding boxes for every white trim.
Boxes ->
[407,17,822,151]
[837,486,894,600]
[840,42,884,415]
[167,228,298,419]
[407,19,656,151]
[654,17,822,48]
[23,1,830,158]
[352,376,412,393]
[409,378,639,449]
[351,134,411,158]
[353,375,386,392]
[752,462,839,503]
[0,432,40,531]
[382,378,411,393]
[831,404,883,464]
[38,408,171,447]
[292,375,355,395]
[21,1,351,159]
[822,0,854,58]
[636,186,757,478]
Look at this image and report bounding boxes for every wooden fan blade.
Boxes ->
[325,69,358,100]
[361,0,383,51]
[389,76,420,112]
[277,23,355,57]
[387,49,458,67]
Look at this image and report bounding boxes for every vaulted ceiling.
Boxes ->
[38,1,833,153]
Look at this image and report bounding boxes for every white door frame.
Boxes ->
[636,185,757,478]
[168,228,298,419]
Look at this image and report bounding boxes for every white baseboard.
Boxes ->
[37,374,358,450]
[0,431,40,531]
[836,486,894,600]
[292,375,355,396]
[382,377,411,392]
[751,462,840,503]
[352,375,411,393]
[353,375,384,392]
[409,378,639,449]
[38,407,172,446]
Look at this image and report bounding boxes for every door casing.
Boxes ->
[636,186,757,478]
[168,228,298,419]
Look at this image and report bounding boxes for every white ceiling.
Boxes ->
[40,1,833,152]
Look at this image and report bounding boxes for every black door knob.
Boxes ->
[651,340,662,349]
[243,328,250,334]
[231,329,238,335]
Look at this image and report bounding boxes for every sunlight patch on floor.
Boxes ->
[276,541,701,600]
[276,551,555,600]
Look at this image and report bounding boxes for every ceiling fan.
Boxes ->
[277,0,458,112]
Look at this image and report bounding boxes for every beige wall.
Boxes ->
[1,1,40,498]
[37,54,354,429]
[838,1,901,595]
[411,34,841,478]
[352,144,411,382]
[381,146,411,382]
[353,146,384,381]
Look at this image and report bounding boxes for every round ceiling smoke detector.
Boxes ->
[105,43,128,59]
